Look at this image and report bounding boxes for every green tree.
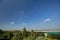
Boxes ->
[11,31,23,40]
[22,27,27,39]
[0,30,12,40]
[0,32,11,40]
[0,29,3,35]
[30,30,36,40]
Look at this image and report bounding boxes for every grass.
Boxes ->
[35,36,60,40]
[35,36,48,40]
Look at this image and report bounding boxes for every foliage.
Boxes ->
[29,30,37,40]
[0,29,3,35]
[22,27,27,39]
[11,31,23,40]
[48,34,60,39]
[0,29,60,40]
[0,30,13,40]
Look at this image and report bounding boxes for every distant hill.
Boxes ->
[34,29,60,32]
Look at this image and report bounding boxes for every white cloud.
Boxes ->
[43,18,51,23]
[10,22,15,24]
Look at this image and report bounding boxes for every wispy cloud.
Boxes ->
[43,18,51,23]
[23,22,27,26]
[19,10,24,19]
[10,21,15,24]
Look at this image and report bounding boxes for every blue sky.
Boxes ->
[0,0,60,30]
